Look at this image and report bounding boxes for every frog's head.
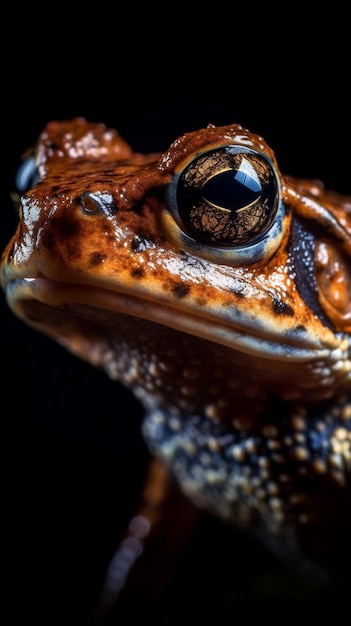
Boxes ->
[3,118,351,567]
[1,118,351,425]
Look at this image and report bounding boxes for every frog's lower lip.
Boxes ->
[4,275,340,364]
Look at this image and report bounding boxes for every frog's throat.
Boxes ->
[5,276,349,368]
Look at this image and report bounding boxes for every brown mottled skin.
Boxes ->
[1,118,351,581]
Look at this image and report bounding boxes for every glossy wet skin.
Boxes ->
[1,118,351,569]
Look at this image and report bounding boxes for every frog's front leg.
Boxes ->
[92,456,204,624]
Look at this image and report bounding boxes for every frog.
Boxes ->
[1,117,351,590]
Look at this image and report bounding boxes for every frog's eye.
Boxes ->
[15,155,39,194]
[164,146,287,265]
[11,154,39,213]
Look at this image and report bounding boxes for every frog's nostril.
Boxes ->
[78,191,116,216]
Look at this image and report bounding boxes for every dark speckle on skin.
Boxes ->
[131,234,154,253]
[56,217,81,238]
[50,185,65,195]
[272,298,294,316]
[89,252,105,266]
[230,287,246,299]
[291,323,308,335]
[131,267,145,278]
[172,282,191,298]
[42,217,82,259]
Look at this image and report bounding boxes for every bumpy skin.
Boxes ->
[1,118,351,574]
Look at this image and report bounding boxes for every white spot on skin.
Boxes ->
[160,254,266,303]
[292,447,310,461]
[341,404,351,420]
[65,131,110,159]
[13,197,43,265]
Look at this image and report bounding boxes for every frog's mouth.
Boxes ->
[4,274,345,367]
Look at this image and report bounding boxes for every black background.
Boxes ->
[1,13,350,626]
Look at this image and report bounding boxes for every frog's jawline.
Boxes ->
[6,276,331,364]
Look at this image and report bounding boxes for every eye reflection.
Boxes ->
[202,158,262,211]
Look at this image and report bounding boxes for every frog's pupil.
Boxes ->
[202,170,262,211]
